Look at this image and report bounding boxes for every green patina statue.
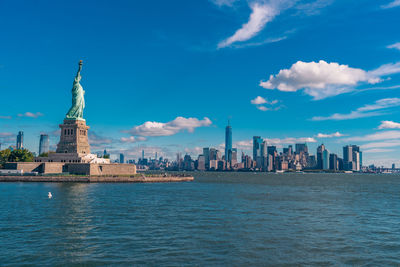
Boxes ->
[66,60,85,120]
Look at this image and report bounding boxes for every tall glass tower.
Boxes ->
[225,121,232,162]
[39,134,49,155]
[253,136,263,160]
[16,131,24,149]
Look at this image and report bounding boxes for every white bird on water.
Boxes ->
[48,192,52,199]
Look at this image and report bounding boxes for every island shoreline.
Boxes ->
[0,175,194,183]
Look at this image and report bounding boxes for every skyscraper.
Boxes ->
[225,121,232,163]
[39,134,49,155]
[16,131,24,149]
[295,143,308,154]
[203,147,210,169]
[343,145,354,170]
[329,153,338,171]
[253,136,263,160]
[322,149,330,170]
[120,153,125,164]
[317,144,325,169]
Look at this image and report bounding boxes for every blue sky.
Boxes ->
[1,0,400,166]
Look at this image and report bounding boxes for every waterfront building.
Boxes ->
[343,145,353,170]
[209,159,218,170]
[231,148,238,165]
[225,121,232,163]
[317,144,325,169]
[203,147,210,169]
[322,149,330,170]
[183,154,194,171]
[352,145,362,170]
[16,131,24,149]
[329,153,338,171]
[253,136,263,160]
[295,143,308,154]
[39,134,49,155]
[261,140,268,157]
[197,155,206,171]
[120,153,125,164]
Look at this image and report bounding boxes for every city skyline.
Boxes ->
[1,0,400,167]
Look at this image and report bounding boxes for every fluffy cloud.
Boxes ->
[312,98,400,121]
[387,42,400,51]
[260,60,400,99]
[381,0,400,9]
[316,132,345,138]
[251,96,267,105]
[17,112,43,118]
[378,121,400,129]
[124,117,212,137]
[218,2,279,48]
[259,60,390,99]
[251,96,279,111]
[0,115,11,119]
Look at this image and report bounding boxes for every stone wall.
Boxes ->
[4,162,136,176]
[42,162,65,174]
[89,163,137,176]
[4,162,43,173]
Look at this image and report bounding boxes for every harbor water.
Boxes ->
[1,172,400,266]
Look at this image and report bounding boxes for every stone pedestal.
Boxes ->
[56,119,90,154]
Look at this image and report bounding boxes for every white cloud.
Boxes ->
[17,112,43,118]
[369,62,400,77]
[257,106,269,111]
[217,0,333,49]
[251,96,279,111]
[363,148,395,153]
[387,42,400,50]
[0,115,12,119]
[312,98,400,121]
[316,132,345,138]
[345,131,400,142]
[260,60,400,100]
[381,0,400,9]
[124,117,212,137]
[251,96,267,105]
[259,60,387,100]
[218,2,279,48]
[378,120,400,129]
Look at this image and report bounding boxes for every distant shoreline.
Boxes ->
[0,175,194,183]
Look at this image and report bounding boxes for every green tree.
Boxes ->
[0,149,12,168]
[8,149,34,163]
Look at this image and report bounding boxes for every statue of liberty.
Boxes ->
[66,60,85,120]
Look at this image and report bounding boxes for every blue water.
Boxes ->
[1,172,400,266]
